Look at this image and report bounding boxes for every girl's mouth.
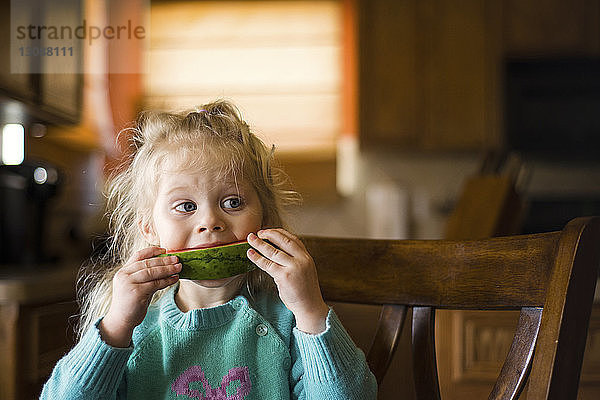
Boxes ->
[169,239,248,253]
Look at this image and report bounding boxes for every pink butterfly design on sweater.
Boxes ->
[171,365,252,399]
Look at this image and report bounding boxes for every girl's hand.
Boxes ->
[100,247,181,347]
[247,229,329,334]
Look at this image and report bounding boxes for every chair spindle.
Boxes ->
[413,306,441,400]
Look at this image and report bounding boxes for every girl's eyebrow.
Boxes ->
[164,186,189,196]
[164,181,243,196]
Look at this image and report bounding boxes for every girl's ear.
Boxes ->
[138,218,159,245]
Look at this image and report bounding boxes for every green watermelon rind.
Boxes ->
[159,241,255,280]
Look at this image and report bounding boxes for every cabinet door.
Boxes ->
[503,0,600,56]
[420,0,501,151]
[359,0,502,151]
[359,0,419,148]
[437,306,600,400]
[21,301,77,400]
[39,0,83,123]
[0,0,34,102]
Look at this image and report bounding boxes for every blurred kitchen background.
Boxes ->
[1,0,600,399]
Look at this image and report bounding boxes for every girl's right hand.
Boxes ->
[99,246,182,347]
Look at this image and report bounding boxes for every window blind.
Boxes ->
[145,1,342,154]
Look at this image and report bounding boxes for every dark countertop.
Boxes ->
[0,262,80,303]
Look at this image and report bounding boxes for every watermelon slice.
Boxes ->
[160,241,255,280]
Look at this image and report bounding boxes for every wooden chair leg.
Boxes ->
[413,306,441,400]
[489,307,543,400]
[366,304,407,385]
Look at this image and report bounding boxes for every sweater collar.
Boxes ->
[159,285,249,330]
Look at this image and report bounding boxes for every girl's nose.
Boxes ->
[198,224,223,232]
[196,208,225,233]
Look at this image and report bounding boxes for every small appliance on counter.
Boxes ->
[0,160,61,266]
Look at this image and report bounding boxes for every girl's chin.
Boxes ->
[184,274,244,288]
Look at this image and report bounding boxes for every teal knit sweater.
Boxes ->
[41,286,377,399]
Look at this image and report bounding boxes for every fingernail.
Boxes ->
[248,232,256,240]
[170,256,179,262]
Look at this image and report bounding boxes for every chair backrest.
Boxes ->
[302,217,600,400]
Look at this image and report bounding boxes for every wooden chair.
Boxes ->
[302,216,600,399]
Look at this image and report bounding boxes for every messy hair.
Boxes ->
[76,100,299,339]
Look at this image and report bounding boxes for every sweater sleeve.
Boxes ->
[290,309,377,400]
[40,318,133,400]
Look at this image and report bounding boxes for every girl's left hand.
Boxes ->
[247,229,329,334]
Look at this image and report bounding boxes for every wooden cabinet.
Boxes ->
[503,0,600,56]
[0,265,78,400]
[359,0,502,151]
[358,0,600,151]
[418,0,501,152]
[0,0,83,125]
[358,0,419,148]
[436,305,600,400]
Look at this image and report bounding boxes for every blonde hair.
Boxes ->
[77,100,299,339]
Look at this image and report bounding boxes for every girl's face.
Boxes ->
[142,167,263,253]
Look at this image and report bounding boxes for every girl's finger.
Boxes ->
[255,229,305,257]
[246,248,282,278]
[122,255,179,274]
[129,263,182,284]
[247,232,293,265]
[126,246,166,265]
[269,228,307,250]
[139,274,180,292]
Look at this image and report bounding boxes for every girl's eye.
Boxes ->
[175,201,197,213]
[222,196,243,210]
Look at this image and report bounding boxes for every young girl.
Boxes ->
[41,100,377,399]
